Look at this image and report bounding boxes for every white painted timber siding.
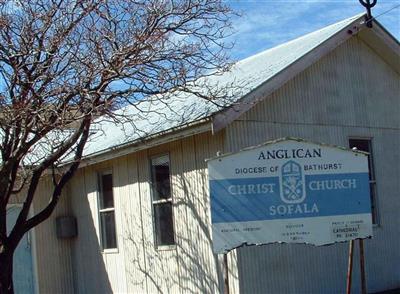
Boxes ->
[68,131,228,293]
[9,177,75,294]
[225,36,400,293]
[70,164,127,293]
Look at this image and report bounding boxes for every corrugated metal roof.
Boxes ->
[82,13,365,159]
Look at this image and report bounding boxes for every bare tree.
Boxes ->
[0,0,234,292]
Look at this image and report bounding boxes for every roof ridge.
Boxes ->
[235,12,366,66]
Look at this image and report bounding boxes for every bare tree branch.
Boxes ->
[0,1,236,292]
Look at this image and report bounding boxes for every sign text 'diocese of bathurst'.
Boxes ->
[207,138,373,254]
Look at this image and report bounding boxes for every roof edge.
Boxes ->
[359,19,400,74]
[63,117,212,168]
[370,17,400,47]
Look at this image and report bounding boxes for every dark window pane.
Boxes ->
[151,156,171,201]
[100,211,117,249]
[100,174,114,209]
[154,202,175,246]
[370,183,377,224]
[349,139,374,180]
[349,139,378,224]
[349,139,370,153]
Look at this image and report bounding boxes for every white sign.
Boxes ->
[207,138,373,254]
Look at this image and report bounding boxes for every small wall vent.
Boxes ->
[56,216,77,239]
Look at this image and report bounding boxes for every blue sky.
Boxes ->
[225,0,400,60]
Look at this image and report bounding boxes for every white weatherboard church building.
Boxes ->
[9,14,400,293]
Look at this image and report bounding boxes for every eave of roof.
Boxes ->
[64,117,212,168]
[359,20,400,74]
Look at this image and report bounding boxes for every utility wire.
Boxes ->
[369,3,400,21]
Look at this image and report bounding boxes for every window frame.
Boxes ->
[348,137,379,225]
[97,170,119,253]
[149,153,176,249]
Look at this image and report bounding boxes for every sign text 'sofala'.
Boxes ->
[207,138,373,254]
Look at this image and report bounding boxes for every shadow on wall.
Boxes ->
[119,143,237,294]
[69,168,113,294]
[66,138,234,294]
[121,168,229,294]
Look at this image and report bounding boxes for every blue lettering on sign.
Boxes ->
[210,173,371,223]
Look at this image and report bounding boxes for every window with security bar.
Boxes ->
[150,154,175,247]
[98,172,118,250]
[349,138,378,224]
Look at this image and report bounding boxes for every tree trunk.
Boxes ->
[0,250,14,294]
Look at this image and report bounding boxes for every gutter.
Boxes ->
[63,116,213,168]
